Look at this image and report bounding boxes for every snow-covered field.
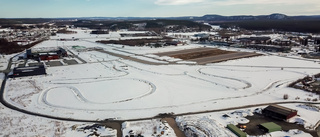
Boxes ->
[122,119,176,137]
[5,55,320,120]
[270,129,312,137]
[1,29,320,137]
[0,100,116,137]
[3,29,320,121]
[176,116,236,137]
[66,124,117,137]
[176,104,319,137]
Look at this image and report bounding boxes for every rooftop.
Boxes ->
[260,122,282,133]
[264,105,297,116]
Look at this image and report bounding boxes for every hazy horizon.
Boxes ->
[0,0,319,18]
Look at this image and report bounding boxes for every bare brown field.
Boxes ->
[171,49,234,60]
[155,48,212,57]
[156,47,261,64]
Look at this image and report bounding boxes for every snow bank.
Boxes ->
[269,129,312,137]
[0,103,98,137]
[65,124,116,137]
[122,119,176,137]
[176,116,235,137]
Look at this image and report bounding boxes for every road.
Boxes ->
[162,118,187,137]
[1,48,320,137]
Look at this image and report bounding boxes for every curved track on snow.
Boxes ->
[40,78,156,109]
[1,52,320,137]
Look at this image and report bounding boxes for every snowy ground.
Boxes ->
[3,29,320,121]
[1,29,320,137]
[5,54,320,120]
[270,129,312,137]
[1,74,116,137]
[122,119,176,137]
[51,29,161,42]
[65,124,117,137]
[176,116,236,137]
[0,54,16,71]
[176,105,318,137]
[0,55,9,70]
[0,95,116,137]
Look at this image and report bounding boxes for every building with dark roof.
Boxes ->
[12,64,46,77]
[238,37,271,45]
[244,44,291,52]
[262,105,297,120]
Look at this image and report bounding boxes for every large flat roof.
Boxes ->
[227,124,247,137]
[264,105,297,116]
[260,122,282,132]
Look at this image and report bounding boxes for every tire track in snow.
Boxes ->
[35,59,317,112]
[122,61,245,90]
[198,67,252,89]
[184,72,239,90]
[44,61,129,84]
[40,78,157,108]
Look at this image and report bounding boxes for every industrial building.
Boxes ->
[258,122,282,133]
[262,105,298,120]
[26,47,68,60]
[12,64,46,77]
[244,44,291,52]
[227,124,247,137]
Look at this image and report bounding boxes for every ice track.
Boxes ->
[40,78,156,109]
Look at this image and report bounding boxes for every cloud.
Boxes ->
[155,0,204,5]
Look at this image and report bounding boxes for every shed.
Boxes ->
[262,105,297,120]
[259,122,281,133]
[227,124,247,137]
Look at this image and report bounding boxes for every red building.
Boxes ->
[39,53,60,60]
[262,105,297,120]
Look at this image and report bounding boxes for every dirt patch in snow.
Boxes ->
[170,48,234,60]
[155,47,261,64]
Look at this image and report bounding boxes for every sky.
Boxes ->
[0,0,319,18]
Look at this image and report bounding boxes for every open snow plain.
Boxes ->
[4,29,320,121]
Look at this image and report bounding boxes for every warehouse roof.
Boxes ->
[227,124,247,137]
[264,105,297,116]
[260,122,282,132]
